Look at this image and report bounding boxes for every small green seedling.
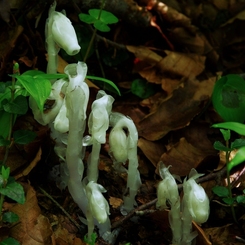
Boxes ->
[84,232,97,245]
[79,9,118,32]
[211,121,245,223]
[0,166,25,245]
[131,78,156,99]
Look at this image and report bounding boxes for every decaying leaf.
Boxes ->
[158,137,216,176]
[3,183,53,245]
[137,77,216,141]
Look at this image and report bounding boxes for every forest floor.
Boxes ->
[1,0,245,244]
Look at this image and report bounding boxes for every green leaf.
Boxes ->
[86,75,121,95]
[89,9,118,24]
[222,197,235,205]
[0,111,11,139]
[231,138,245,149]
[13,130,36,144]
[0,136,10,146]
[12,74,51,111]
[213,141,231,151]
[131,79,156,99]
[21,70,44,76]
[212,186,229,197]
[79,13,96,24]
[2,211,19,223]
[227,146,245,172]
[1,166,10,181]
[236,195,245,204]
[0,181,25,204]
[220,129,230,141]
[94,20,110,32]
[212,74,245,122]
[212,122,245,136]
[0,82,6,93]
[0,237,20,245]
[3,95,28,115]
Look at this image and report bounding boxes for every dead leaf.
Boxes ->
[4,183,53,245]
[137,77,216,141]
[204,224,244,245]
[159,137,215,176]
[109,196,123,209]
[138,138,165,167]
[158,50,206,78]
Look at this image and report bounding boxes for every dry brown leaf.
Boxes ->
[138,138,165,167]
[159,137,215,176]
[109,196,123,209]
[204,224,244,245]
[137,77,215,141]
[158,50,205,78]
[138,68,184,95]
[4,183,53,245]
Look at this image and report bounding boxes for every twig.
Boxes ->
[39,187,81,230]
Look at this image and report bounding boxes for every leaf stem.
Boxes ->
[226,140,238,224]
[2,63,19,166]
[83,0,106,62]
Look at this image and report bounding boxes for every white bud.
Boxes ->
[184,178,209,224]
[51,12,80,55]
[86,181,110,224]
[156,164,179,209]
[109,127,128,163]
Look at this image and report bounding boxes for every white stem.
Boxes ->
[65,62,89,214]
[87,141,101,182]
[46,1,59,74]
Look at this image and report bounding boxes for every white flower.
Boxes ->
[88,90,114,144]
[183,178,210,224]
[86,181,110,224]
[156,163,179,209]
[51,12,80,55]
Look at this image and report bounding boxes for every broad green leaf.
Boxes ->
[89,9,118,24]
[13,130,36,144]
[13,75,51,111]
[222,197,235,205]
[227,146,245,172]
[0,82,6,93]
[35,73,67,80]
[86,75,121,95]
[212,74,245,122]
[79,13,96,24]
[212,185,229,197]
[236,195,245,204]
[1,166,10,181]
[213,141,231,151]
[0,111,11,138]
[212,122,245,136]
[0,86,11,106]
[220,129,230,141]
[3,95,28,115]
[2,211,19,223]
[0,237,20,245]
[21,70,44,76]
[0,180,25,204]
[131,79,156,99]
[94,20,110,32]
[0,136,10,146]
[231,138,245,149]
